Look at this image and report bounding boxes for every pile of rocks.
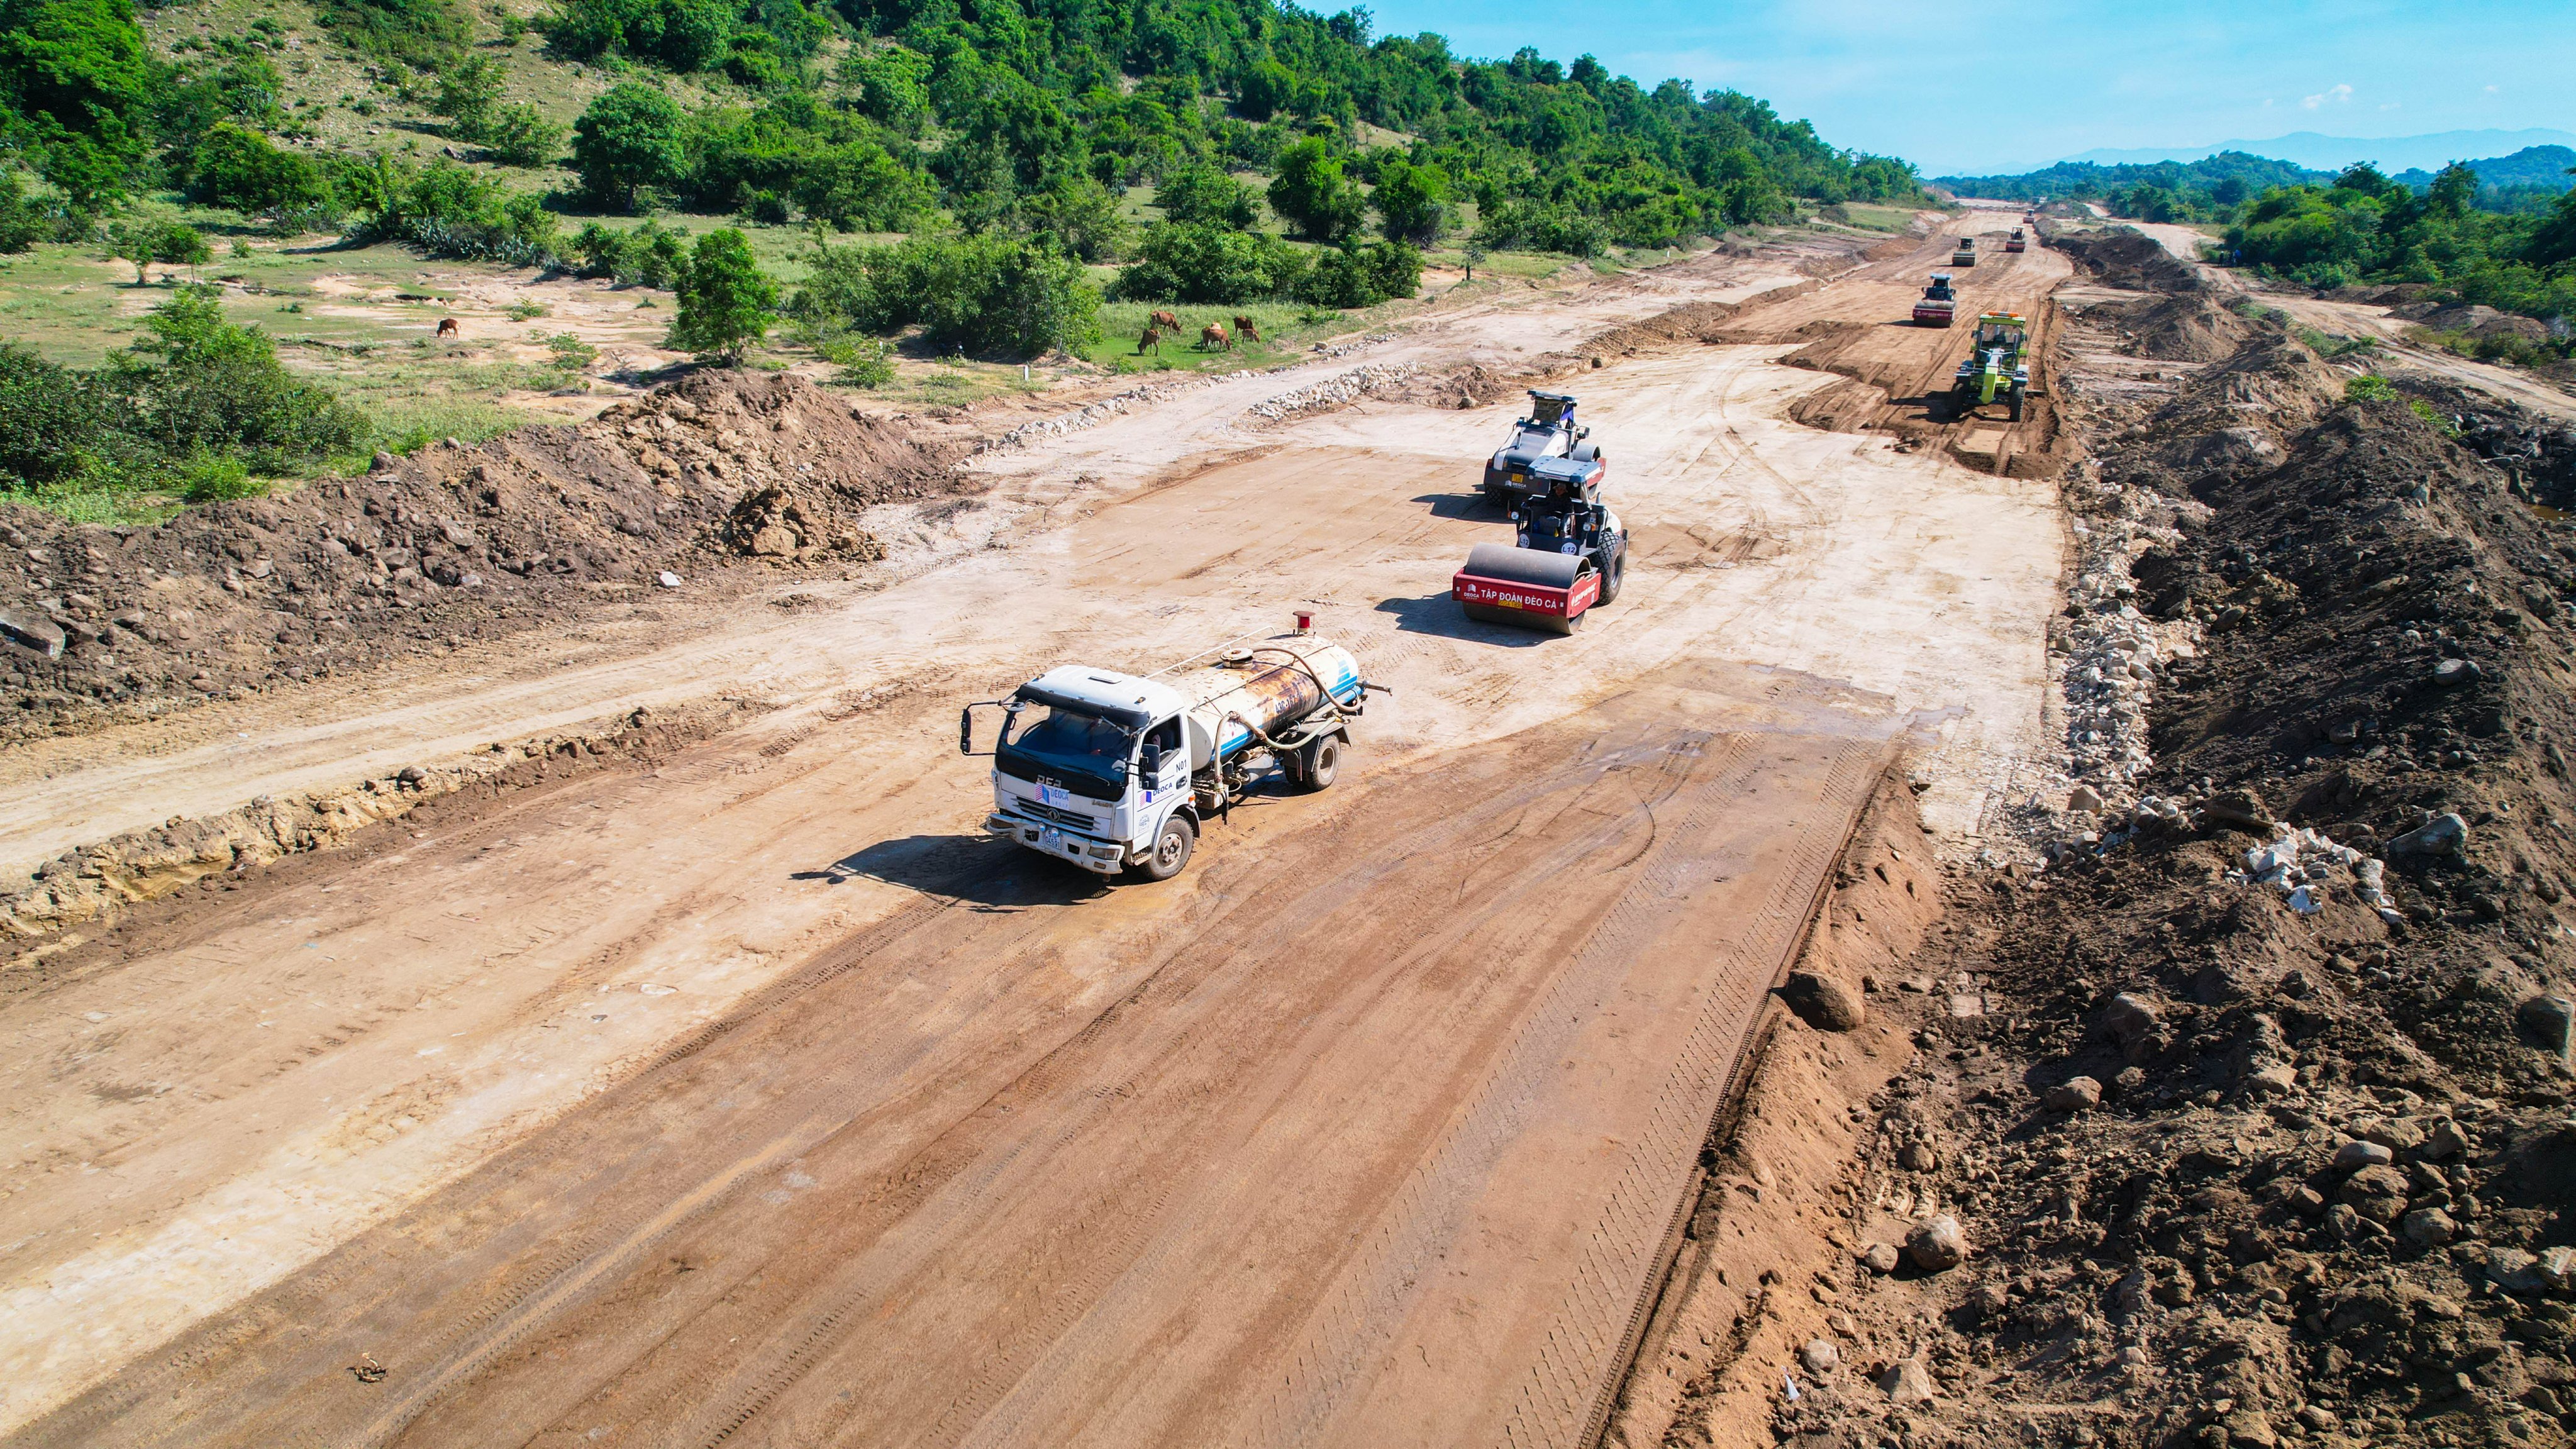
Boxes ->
[1241,362,1421,424]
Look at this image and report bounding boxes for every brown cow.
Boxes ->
[1199,322,1229,351]
[435,317,460,338]
[1149,309,1180,331]
[1137,326,1162,355]
[1233,314,1261,344]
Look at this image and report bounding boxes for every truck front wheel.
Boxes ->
[1136,814,1196,881]
[1298,736,1341,792]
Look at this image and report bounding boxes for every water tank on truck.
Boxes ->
[960,620,1377,882]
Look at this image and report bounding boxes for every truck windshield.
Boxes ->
[997,706,1135,801]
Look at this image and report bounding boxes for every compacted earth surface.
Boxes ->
[0,211,2085,1449]
[15,207,2572,1449]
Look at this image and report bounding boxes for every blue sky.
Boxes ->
[1354,1,2576,176]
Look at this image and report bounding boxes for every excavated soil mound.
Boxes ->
[2051,225,2207,294]
[0,372,965,742]
[2127,291,2256,362]
[1740,313,2576,1449]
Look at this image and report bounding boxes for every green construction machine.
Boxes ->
[1948,312,2031,421]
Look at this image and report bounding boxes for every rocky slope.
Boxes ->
[1621,255,2576,1449]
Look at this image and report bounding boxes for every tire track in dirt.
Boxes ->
[14,666,1894,1449]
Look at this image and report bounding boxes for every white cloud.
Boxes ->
[2378,101,2401,111]
[2301,82,2355,110]
[2484,84,2501,94]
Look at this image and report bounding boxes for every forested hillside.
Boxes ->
[0,0,1920,283]
[1935,152,2325,211]
[0,0,1924,515]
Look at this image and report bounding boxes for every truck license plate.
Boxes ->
[1038,826,1065,851]
[1036,783,1073,808]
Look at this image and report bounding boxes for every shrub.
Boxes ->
[1154,163,1258,230]
[665,227,777,361]
[0,344,125,489]
[477,104,565,167]
[1016,175,1131,262]
[111,287,365,470]
[796,232,1100,357]
[187,123,331,216]
[541,0,732,71]
[1292,240,1420,309]
[1474,199,1607,257]
[311,0,472,64]
[814,333,894,386]
[1369,157,1450,243]
[1112,221,1305,304]
[0,169,46,253]
[569,219,632,278]
[2344,374,2397,403]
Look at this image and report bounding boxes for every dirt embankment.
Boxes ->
[0,696,760,975]
[0,372,968,743]
[2048,225,2211,295]
[1614,302,2576,1449]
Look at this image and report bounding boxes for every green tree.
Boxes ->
[1370,157,1450,243]
[1155,162,1258,230]
[572,82,686,211]
[1267,137,1363,241]
[666,228,777,362]
[789,140,930,232]
[477,103,565,167]
[1237,59,1294,122]
[110,286,364,468]
[2423,161,2477,220]
[1018,175,1131,262]
[0,169,46,253]
[187,122,331,216]
[796,232,1101,356]
[1114,221,1305,303]
[431,53,504,136]
[1,0,160,204]
[1294,239,1419,309]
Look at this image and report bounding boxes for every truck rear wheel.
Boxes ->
[1135,814,1196,881]
[1297,736,1341,792]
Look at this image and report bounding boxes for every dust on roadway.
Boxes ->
[0,218,2070,1446]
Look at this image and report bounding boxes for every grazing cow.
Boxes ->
[1149,309,1180,331]
[1233,314,1261,344]
[1200,322,1229,351]
[435,317,460,338]
[1137,326,1162,355]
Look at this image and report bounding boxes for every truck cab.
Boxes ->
[965,636,1369,882]
[981,667,1194,877]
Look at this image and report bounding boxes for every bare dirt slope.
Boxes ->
[2101,218,2576,425]
[0,222,2071,1446]
[1602,213,2576,1449]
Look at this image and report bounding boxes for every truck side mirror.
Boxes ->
[1141,742,1162,775]
[958,707,974,755]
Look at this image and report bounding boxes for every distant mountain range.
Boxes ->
[2059,129,2576,174]
[1936,141,2576,208]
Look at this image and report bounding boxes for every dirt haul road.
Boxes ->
[1,223,2066,1448]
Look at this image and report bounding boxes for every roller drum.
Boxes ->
[1460,542,1582,591]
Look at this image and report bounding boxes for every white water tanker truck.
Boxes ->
[960,622,1374,881]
